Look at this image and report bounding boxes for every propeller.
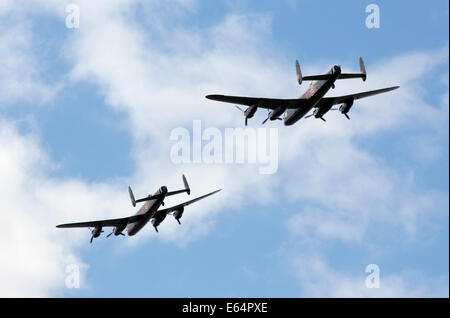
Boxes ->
[329,107,350,119]
[107,229,126,237]
[304,112,327,121]
[90,231,103,244]
[88,227,94,243]
[262,117,282,124]
[107,232,125,237]
[89,227,103,243]
[262,109,282,125]
[235,106,248,126]
[262,109,270,124]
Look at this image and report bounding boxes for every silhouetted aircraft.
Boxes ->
[206,57,399,125]
[56,175,221,243]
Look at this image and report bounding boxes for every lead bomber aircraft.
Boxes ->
[206,57,399,125]
[56,175,221,243]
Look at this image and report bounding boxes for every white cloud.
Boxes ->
[0,117,147,296]
[290,254,449,297]
[0,22,58,105]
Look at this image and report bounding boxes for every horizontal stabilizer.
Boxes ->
[338,57,367,81]
[296,60,332,82]
[338,73,366,80]
[129,187,165,206]
[166,174,191,196]
[302,74,332,81]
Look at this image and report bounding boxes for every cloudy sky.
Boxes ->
[0,0,448,297]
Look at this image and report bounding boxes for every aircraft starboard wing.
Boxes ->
[206,95,307,109]
[56,214,144,228]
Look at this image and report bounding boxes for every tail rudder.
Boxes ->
[296,60,302,85]
[182,174,191,195]
[128,186,136,207]
[359,57,367,81]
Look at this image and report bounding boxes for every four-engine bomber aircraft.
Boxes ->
[206,57,399,125]
[56,175,221,243]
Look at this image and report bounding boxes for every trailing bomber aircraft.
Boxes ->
[206,57,399,125]
[56,175,221,243]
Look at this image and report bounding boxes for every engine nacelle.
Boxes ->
[173,207,184,224]
[151,212,167,227]
[244,104,258,119]
[114,222,127,236]
[92,225,103,238]
[313,107,321,117]
[339,99,354,115]
[332,65,342,75]
[268,106,287,120]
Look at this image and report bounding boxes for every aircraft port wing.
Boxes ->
[158,189,222,215]
[322,86,400,105]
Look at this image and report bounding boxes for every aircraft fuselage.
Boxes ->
[126,186,168,235]
[284,65,341,126]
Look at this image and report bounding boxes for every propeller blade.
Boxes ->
[107,231,113,238]
[304,114,314,119]
[176,219,181,225]
[262,117,269,124]
[119,233,125,236]
[344,113,350,120]
[235,105,248,126]
[90,236,93,244]
[320,117,326,122]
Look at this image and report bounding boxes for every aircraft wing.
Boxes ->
[56,214,144,228]
[323,86,400,105]
[158,189,222,215]
[206,95,307,109]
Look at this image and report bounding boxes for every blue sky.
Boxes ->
[0,0,448,297]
